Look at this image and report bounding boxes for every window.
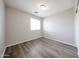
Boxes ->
[30,18,40,30]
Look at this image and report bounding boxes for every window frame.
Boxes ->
[30,18,41,30]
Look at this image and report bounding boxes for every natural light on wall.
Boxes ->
[30,18,40,30]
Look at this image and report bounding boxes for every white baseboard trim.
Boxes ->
[5,36,42,48]
[44,37,76,48]
[1,46,6,58]
[6,37,76,48]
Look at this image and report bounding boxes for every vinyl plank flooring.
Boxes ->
[4,37,78,58]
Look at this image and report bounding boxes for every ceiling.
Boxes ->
[4,0,75,18]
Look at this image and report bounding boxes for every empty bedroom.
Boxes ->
[0,0,79,58]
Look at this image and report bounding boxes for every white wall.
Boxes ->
[0,0,5,57]
[75,10,79,56]
[43,8,75,47]
[75,0,79,56]
[6,7,42,47]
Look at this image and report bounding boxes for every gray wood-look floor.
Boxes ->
[4,37,78,58]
